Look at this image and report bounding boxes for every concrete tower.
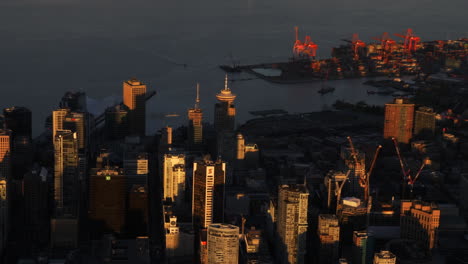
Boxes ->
[188,83,203,149]
[123,78,147,136]
[214,75,236,133]
[207,223,239,264]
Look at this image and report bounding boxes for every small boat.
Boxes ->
[318,86,335,94]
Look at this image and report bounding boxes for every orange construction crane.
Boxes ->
[335,170,352,214]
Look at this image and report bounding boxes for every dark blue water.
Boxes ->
[1,0,466,135]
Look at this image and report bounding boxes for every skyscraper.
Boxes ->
[3,106,32,138]
[214,75,236,133]
[414,106,436,137]
[124,152,148,191]
[59,91,87,112]
[0,130,11,180]
[192,158,226,229]
[163,154,186,207]
[89,166,126,234]
[207,223,239,264]
[383,98,415,144]
[123,78,147,136]
[400,200,440,250]
[318,214,340,264]
[341,146,365,197]
[52,108,70,139]
[353,230,375,264]
[188,83,203,149]
[105,104,129,140]
[63,111,88,151]
[0,178,7,258]
[276,184,309,264]
[54,130,79,217]
[372,250,396,264]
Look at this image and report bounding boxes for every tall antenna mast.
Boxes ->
[224,74,229,91]
[195,83,200,109]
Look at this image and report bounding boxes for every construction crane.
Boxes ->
[293,27,318,58]
[335,170,352,215]
[347,136,382,202]
[392,137,427,193]
[394,28,421,54]
[372,32,397,62]
[342,33,366,60]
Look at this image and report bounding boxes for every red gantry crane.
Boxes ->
[347,136,382,203]
[373,32,397,62]
[394,28,421,53]
[342,33,366,60]
[392,137,427,193]
[293,26,318,58]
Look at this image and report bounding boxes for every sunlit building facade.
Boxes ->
[123,78,147,136]
[207,223,239,264]
[383,98,414,144]
[163,154,186,207]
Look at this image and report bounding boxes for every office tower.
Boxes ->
[89,166,126,234]
[105,104,129,140]
[214,75,236,133]
[163,154,186,207]
[0,178,7,258]
[188,84,203,149]
[353,231,375,264]
[59,91,87,112]
[372,250,396,264]
[318,214,340,264]
[165,215,180,258]
[0,130,11,180]
[207,223,239,264]
[123,78,147,136]
[164,209,195,263]
[124,152,148,191]
[276,184,309,264]
[383,98,415,144]
[63,112,88,151]
[52,108,70,139]
[400,200,440,249]
[159,126,173,153]
[128,185,149,236]
[192,158,226,228]
[54,130,79,216]
[414,107,436,137]
[23,166,49,246]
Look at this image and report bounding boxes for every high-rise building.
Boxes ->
[23,166,49,246]
[414,107,436,137]
[207,223,239,264]
[400,200,440,249]
[276,184,309,264]
[105,104,129,140]
[188,84,203,149]
[0,178,7,258]
[89,166,126,234]
[318,214,340,264]
[192,158,226,229]
[63,111,88,151]
[353,231,375,264]
[0,130,11,180]
[54,130,79,217]
[163,154,186,207]
[123,78,147,136]
[52,108,70,139]
[372,250,396,264]
[214,75,236,133]
[128,185,149,236]
[124,152,148,191]
[383,98,415,144]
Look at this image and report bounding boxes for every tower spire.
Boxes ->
[195,83,200,109]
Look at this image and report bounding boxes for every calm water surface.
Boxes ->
[0,0,466,135]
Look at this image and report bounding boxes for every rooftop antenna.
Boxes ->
[195,83,200,109]
[224,74,229,91]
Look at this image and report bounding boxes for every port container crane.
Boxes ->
[394,28,421,53]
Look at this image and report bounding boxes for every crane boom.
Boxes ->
[392,137,408,181]
[336,170,351,215]
[347,136,360,169]
[410,160,426,185]
[365,145,382,202]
